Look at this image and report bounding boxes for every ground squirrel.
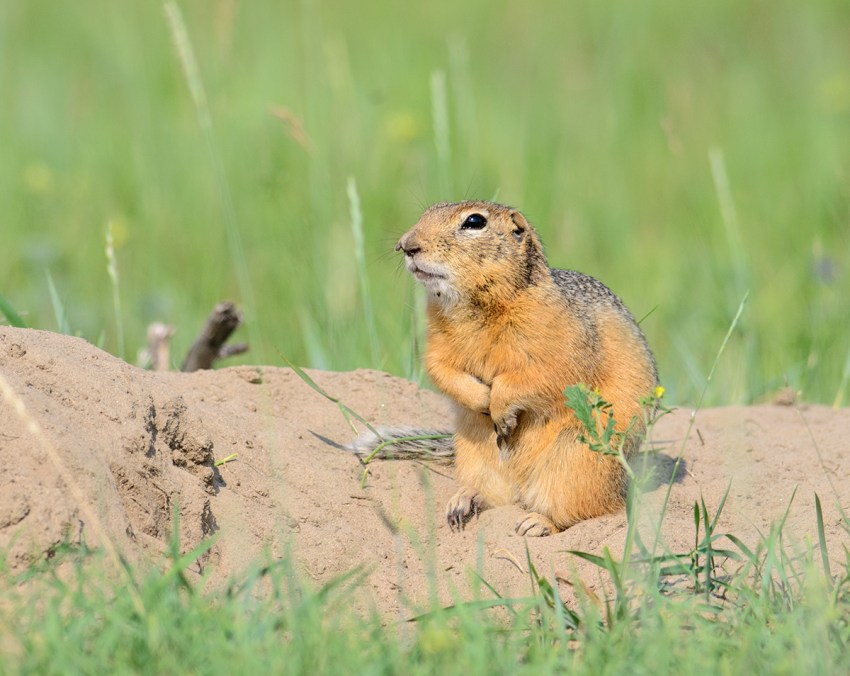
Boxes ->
[353,201,658,537]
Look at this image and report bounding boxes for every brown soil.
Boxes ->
[1,326,848,615]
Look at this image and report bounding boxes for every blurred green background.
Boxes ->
[1,0,848,406]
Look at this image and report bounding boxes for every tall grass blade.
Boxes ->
[469,570,507,602]
[636,305,658,325]
[407,596,537,623]
[566,550,611,569]
[283,356,378,436]
[159,511,216,595]
[430,69,451,195]
[761,486,798,596]
[524,542,538,595]
[698,291,749,412]
[313,565,371,604]
[708,480,733,534]
[796,407,843,508]
[833,343,850,409]
[725,533,756,563]
[284,357,342,403]
[409,284,426,383]
[815,493,833,585]
[104,220,124,359]
[347,176,380,366]
[651,291,749,557]
[709,147,758,400]
[45,269,70,334]
[709,147,748,300]
[163,2,256,330]
[298,312,331,370]
[0,294,27,328]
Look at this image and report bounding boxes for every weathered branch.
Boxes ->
[217,343,249,360]
[181,302,246,372]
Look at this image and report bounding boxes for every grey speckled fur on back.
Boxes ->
[550,268,631,317]
[549,268,658,380]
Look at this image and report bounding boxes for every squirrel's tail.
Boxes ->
[348,427,454,464]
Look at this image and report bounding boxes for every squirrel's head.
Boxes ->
[396,201,548,309]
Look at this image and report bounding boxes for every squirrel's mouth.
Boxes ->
[407,260,446,281]
[405,259,456,305]
[412,268,446,282]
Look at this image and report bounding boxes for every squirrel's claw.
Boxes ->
[515,512,557,537]
[445,489,484,532]
[493,409,519,460]
[496,428,511,460]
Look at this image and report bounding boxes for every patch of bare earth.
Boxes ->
[1,327,847,616]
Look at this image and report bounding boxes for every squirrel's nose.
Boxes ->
[396,233,421,256]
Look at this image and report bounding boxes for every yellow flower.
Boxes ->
[654,385,665,399]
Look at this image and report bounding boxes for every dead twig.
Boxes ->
[181,301,247,372]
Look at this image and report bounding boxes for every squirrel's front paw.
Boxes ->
[468,378,492,414]
[445,488,485,532]
[515,512,558,537]
[492,408,519,460]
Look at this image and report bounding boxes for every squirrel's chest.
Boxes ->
[436,314,536,381]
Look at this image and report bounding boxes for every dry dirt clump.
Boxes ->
[0,326,848,615]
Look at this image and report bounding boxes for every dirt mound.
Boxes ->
[1,326,847,614]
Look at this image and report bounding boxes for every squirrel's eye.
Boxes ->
[461,213,487,230]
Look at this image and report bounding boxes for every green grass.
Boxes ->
[1,0,848,403]
[2,489,848,674]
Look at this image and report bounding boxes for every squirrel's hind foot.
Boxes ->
[515,512,559,537]
[446,488,486,532]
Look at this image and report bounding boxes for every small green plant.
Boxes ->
[563,382,671,478]
[563,383,629,457]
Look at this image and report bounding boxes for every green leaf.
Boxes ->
[564,383,594,431]
[283,356,340,403]
[565,549,610,569]
[815,493,833,585]
[725,533,756,563]
[407,596,539,623]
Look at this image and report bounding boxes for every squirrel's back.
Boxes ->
[548,267,658,385]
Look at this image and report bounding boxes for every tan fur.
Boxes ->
[396,201,658,536]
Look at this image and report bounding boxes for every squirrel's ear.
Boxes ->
[510,210,529,242]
